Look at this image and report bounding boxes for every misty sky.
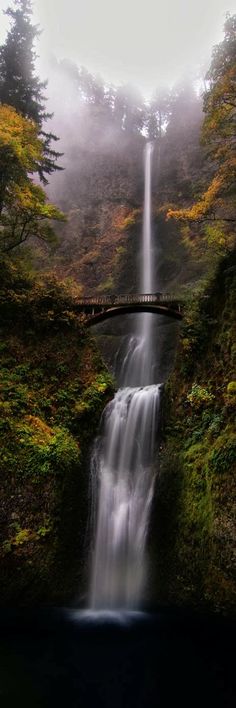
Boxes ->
[0,0,235,94]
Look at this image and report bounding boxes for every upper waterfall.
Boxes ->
[120,142,156,388]
[142,142,154,293]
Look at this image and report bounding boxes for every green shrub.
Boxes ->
[209,439,236,473]
[187,383,215,409]
[74,373,113,418]
[227,381,236,395]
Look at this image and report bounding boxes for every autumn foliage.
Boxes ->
[0,105,64,252]
[167,15,236,234]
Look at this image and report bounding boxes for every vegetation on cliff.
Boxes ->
[167,15,236,245]
[0,260,114,603]
[155,256,236,614]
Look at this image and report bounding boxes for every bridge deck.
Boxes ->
[76,292,179,307]
[74,293,182,325]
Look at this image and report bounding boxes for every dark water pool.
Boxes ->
[0,607,235,707]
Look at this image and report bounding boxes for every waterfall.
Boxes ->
[89,142,161,609]
[142,141,153,293]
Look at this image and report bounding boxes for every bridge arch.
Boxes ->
[85,304,182,326]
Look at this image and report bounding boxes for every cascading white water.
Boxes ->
[89,142,161,609]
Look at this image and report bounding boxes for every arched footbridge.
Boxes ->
[75,293,183,326]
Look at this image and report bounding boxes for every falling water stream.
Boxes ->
[89,142,161,609]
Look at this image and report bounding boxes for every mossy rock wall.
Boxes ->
[0,262,114,605]
[151,253,236,615]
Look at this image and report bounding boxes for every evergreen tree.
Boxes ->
[147,89,171,140]
[113,84,145,134]
[0,0,62,182]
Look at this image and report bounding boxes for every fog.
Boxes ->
[0,0,235,95]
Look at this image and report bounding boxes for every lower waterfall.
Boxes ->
[89,384,161,609]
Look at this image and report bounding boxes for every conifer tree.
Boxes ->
[0,0,62,183]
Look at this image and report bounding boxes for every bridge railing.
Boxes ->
[76,293,179,306]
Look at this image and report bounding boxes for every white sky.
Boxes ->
[0,0,235,95]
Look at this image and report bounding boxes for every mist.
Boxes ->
[33,0,236,94]
[0,0,235,95]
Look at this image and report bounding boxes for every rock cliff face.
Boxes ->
[43,102,204,298]
[151,255,236,615]
[46,130,145,295]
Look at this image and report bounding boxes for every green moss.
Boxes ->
[208,428,236,474]
[74,373,113,418]
[227,381,236,394]
[0,260,115,604]
[97,275,114,293]
[224,380,236,408]
[156,255,236,614]
[4,422,81,480]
